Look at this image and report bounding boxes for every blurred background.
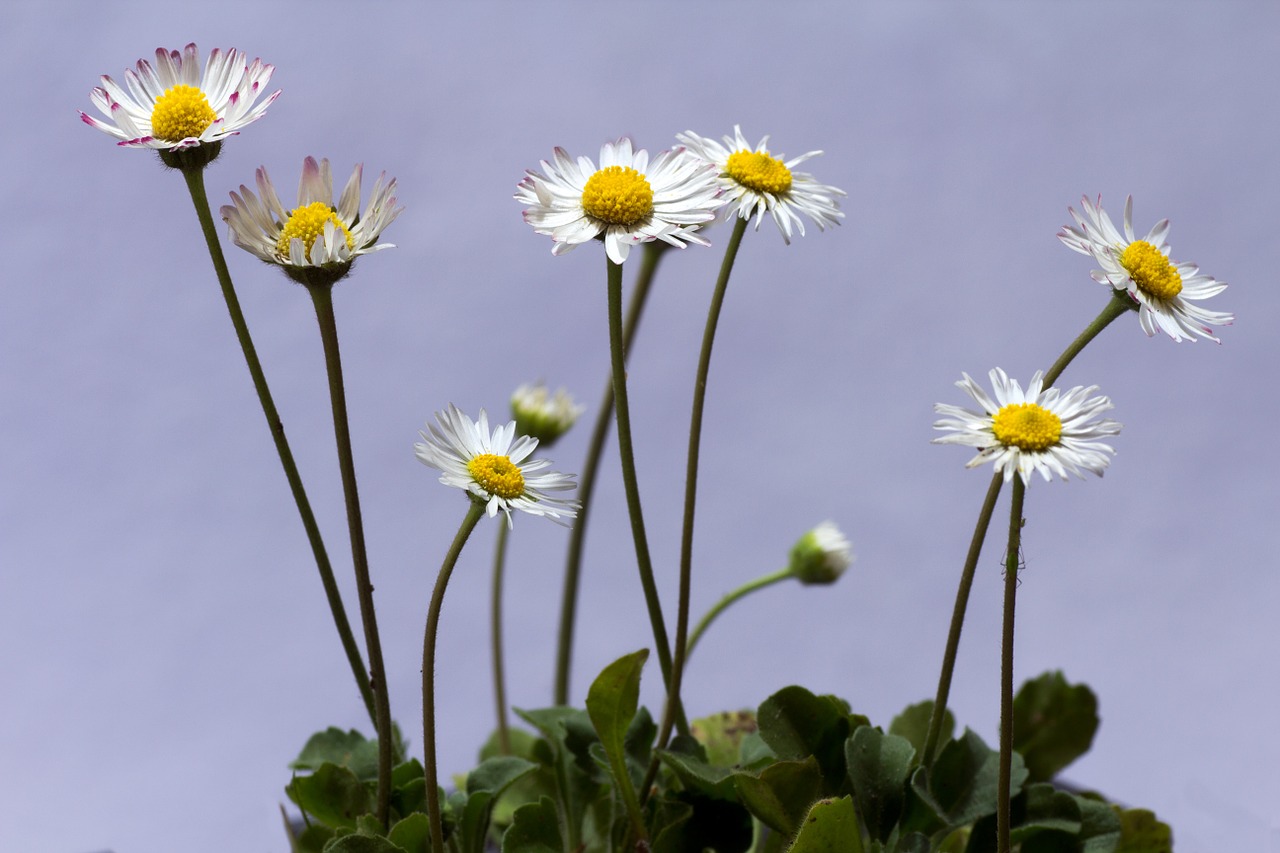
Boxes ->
[3,2,1277,850]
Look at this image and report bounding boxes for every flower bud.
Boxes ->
[787,521,853,585]
[510,383,585,447]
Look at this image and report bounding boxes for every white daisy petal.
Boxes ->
[517,137,721,263]
[676,125,846,242]
[415,405,580,529]
[1058,195,1232,343]
[933,369,1120,486]
[81,43,279,152]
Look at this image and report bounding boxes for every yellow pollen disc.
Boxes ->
[1119,240,1183,300]
[467,453,526,500]
[991,403,1062,452]
[275,202,355,260]
[581,166,654,226]
[150,85,217,142]
[725,150,793,195]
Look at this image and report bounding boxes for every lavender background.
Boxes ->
[3,2,1278,851]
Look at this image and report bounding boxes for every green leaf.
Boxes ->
[785,796,864,853]
[845,726,916,843]
[910,729,1026,829]
[293,728,382,782]
[691,710,760,767]
[584,649,649,834]
[733,756,825,835]
[456,790,494,853]
[894,832,931,853]
[658,748,737,799]
[888,702,954,760]
[649,797,696,853]
[288,763,372,829]
[1074,796,1122,853]
[1114,807,1172,853]
[502,796,563,853]
[1012,672,1099,782]
[466,756,537,796]
[740,731,776,769]
[386,813,431,853]
[758,687,859,792]
[322,836,407,853]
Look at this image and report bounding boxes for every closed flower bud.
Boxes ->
[510,383,585,447]
[787,521,853,585]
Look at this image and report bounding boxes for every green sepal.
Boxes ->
[888,701,954,761]
[845,726,916,843]
[1012,672,1100,782]
[733,755,825,835]
[501,795,563,853]
[288,762,372,829]
[785,795,864,853]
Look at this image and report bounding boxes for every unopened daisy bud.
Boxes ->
[510,383,585,447]
[787,521,853,585]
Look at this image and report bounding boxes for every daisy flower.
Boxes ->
[676,125,845,243]
[415,404,579,528]
[516,137,721,265]
[787,521,854,586]
[1059,195,1232,343]
[80,43,279,151]
[220,156,402,286]
[933,369,1120,485]
[510,383,585,447]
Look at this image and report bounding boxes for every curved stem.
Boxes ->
[997,477,1027,853]
[657,216,749,758]
[920,289,1136,768]
[554,242,665,705]
[685,568,791,661]
[491,522,512,754]
[308,284,394,827]
[605,254,677,714]
[920,472,1003,767]
[177,167,375,723]
[424,501,486,853]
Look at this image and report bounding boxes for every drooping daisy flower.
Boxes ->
[80,43,279,152]
[516,138,722,265]
[220,156,402,286]
[1059,195,1232,343]
[510,383,585,447]
[933,369,1120,485]
[787,521,854,585]
[415,404,579,528]
[676,125,845,243]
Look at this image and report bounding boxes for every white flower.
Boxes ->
[510,383,585,446]
[516,137,722,265]
[415,404,579,528]
[220,156,402,284]
[676,125,845,243]
[933,369,1120,485]
[1059,195,1232,343]
[80,43,279,151]
[787,521,854,585]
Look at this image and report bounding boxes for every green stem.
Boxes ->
[604,254,678,716]
[920,471,1002,767]
[491,522,512,754]
[657,216,749,757]
[424,501,486,853]
[177,166,375,724]
[1044,290,1134,386]
[554,242,665,705]
[685,568,791,661]
[920,289,1135,768]
[308,284,394,828]
[997,477,1027,853]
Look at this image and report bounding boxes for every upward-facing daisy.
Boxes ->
[516,138,722,265]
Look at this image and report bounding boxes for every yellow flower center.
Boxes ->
[467,453,526,500]
[275,202,355,260]
[991,403,1062,452]
[1119,240,1183,300]
[150,85,217,142]
[581,166,654,226]
[725,150,793,194]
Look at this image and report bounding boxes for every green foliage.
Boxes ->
[910,728,1027,832]
[288,763,372,829]
[502,796,562,853]
[845,726,916,843]
[1114,807,1172,853]
[293,728,382,781]
[888,701,953,760]
[757,686,867,793]
[734,756,826,835]
[786,796,864,853]
[1012,672,1100,782]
